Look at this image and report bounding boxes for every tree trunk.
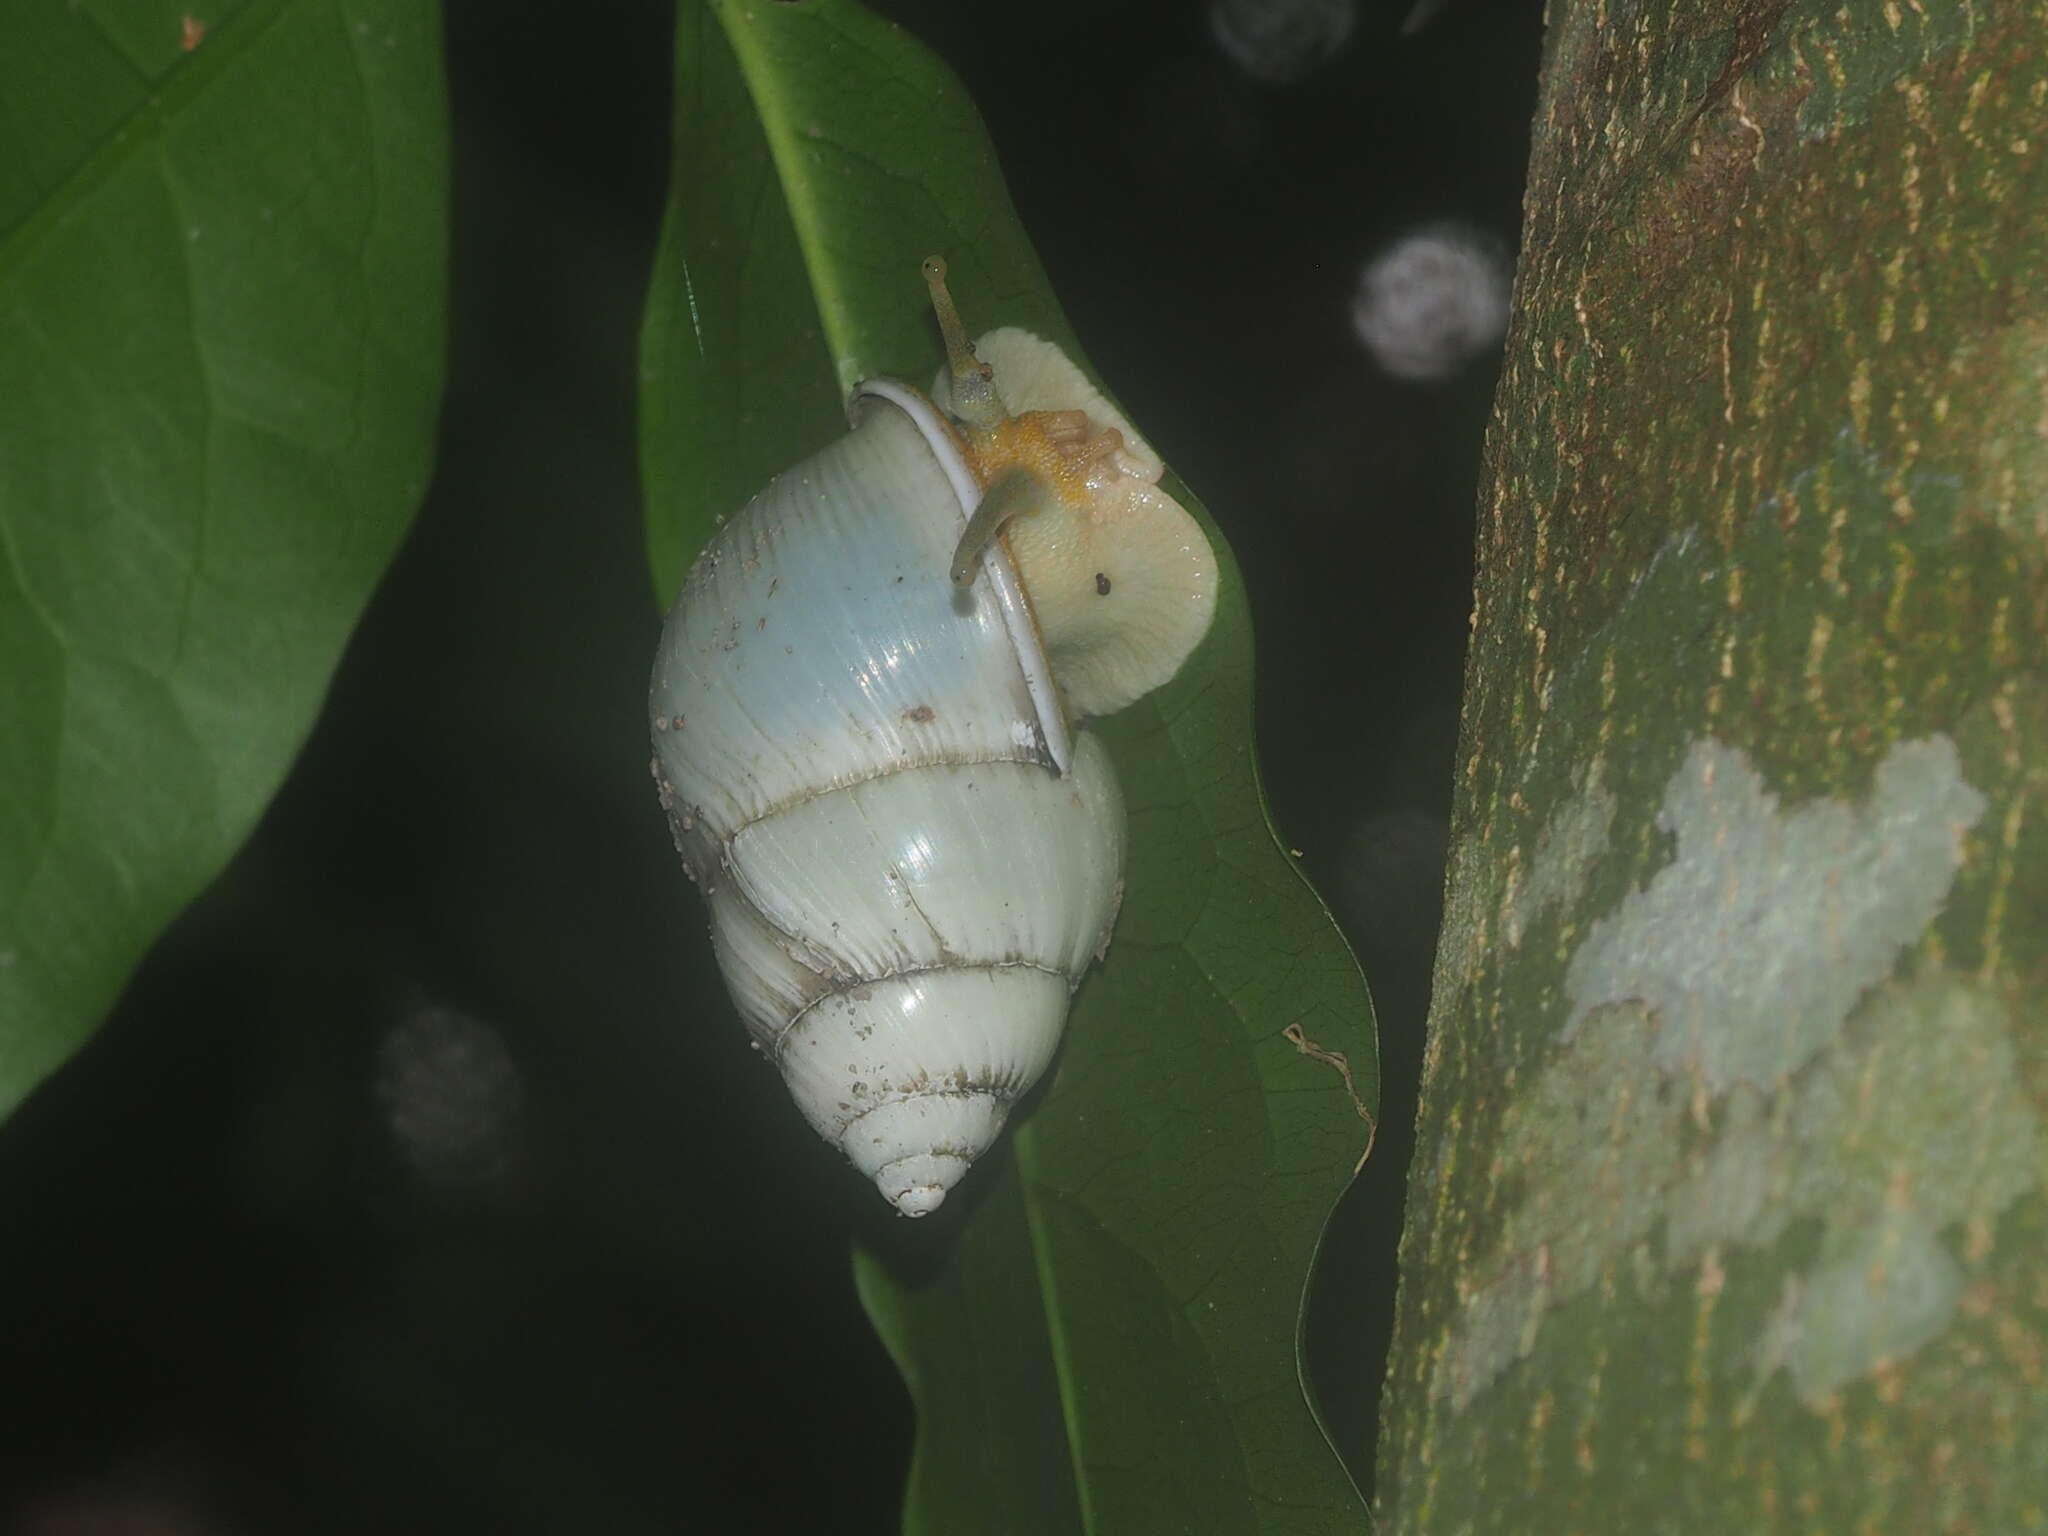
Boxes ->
[1375,3,2048,1529]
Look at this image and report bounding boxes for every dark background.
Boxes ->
[0,1,1541,1529]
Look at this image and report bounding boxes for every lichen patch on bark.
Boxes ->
[1432,961,2038,1414]
[1564,734,1985,1088]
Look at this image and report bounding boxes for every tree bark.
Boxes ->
[1376,3,2048,1529]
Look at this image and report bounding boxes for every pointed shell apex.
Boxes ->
[877,1152,973,1216]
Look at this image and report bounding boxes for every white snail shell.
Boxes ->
[650,262,1216,1215]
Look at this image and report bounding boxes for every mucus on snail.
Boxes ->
[649,259,1217,1216]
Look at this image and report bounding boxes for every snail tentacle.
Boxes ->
[949,466,1054,588]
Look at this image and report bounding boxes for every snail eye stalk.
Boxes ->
[922,255,1004,431]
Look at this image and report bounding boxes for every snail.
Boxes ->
[649,259,1217,1215]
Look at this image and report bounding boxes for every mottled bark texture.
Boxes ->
[1376,3,2048,1531]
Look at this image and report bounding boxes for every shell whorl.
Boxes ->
[650,398,1126,1214]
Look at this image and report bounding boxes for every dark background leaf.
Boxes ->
[0,0,446,1116]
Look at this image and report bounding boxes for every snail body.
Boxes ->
[650,261,1215,1215]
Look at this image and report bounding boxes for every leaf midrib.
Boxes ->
[711,0,867,396]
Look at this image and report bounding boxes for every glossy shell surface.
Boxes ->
[650,398,1125,1215]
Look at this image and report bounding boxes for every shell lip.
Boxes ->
[848,376,1074,777]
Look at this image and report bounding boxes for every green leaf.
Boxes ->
[0,0,446,1117]
[641,3,1378,1530]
